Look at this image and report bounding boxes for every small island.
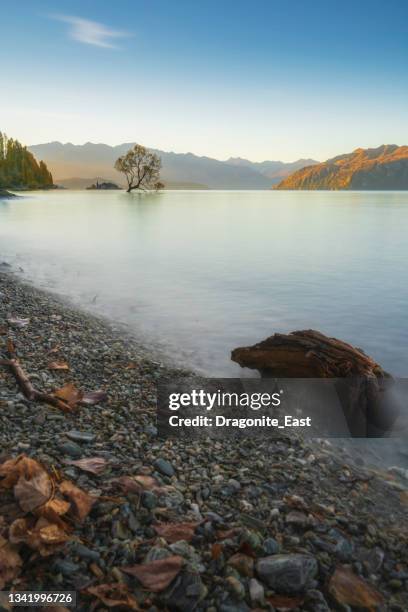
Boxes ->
[86,180,121,190]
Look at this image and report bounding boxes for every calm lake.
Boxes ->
[1,190,408,377]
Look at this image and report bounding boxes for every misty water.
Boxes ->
[2,189,408,467]
[1,189,408,378]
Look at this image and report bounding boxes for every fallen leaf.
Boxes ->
[53,383,83,408]
[10,516,69,556]
[36,521,70,546]
[37,497,71,525]
[216,528,241,540]
[59,480,95,521]
[14,470,52,511]
[64,457,107,475]
[153,522,198,543]
[267,594,305,610]
[115,474,162,494]
[43,497,70,516]
[227,552,254,577]
[9,518,32,544]
[400,490,408,505]
[328,565,385,610]
[0,455,45,489]
[134,474,165,490]
[122,555,184,592]
[211,542,223,560]
[0,535,22,589]
[7,317,30,329]
[48,361,70,371]
[48,345,61,354]
[85,583,140,610]
[239,540,258,558]
[80,390,108,406]
[6,338,15,355]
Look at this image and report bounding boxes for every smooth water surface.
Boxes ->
[1,190,407,376]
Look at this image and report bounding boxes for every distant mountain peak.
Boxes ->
[276,144,408,190]
[28,141,317,189]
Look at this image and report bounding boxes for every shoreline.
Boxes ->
[1,270,408,609]
[0,189,17,198]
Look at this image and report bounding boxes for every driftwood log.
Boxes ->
[231,329,389,379]
[232,329,398,436]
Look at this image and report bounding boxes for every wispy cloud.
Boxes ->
[51,14,129,49]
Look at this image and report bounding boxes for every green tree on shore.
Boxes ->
[0,132,53,189]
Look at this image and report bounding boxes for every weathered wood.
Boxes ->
[232,329,388,379]
[232,329,398,436]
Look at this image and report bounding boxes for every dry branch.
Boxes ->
[0,340,75,412]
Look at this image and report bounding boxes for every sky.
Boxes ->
[2,0,408,162]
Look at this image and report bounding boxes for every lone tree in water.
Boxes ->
[114,144,164,192]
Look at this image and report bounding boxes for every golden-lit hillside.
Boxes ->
[275,145,408,190]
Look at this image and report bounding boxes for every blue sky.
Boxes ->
[2,0,408,161]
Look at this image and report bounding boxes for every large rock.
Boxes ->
[256,554,318,593]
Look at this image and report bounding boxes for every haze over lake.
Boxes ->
[1,190,408,376]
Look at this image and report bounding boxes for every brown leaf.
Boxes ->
[14,470,52,511]
[0,455,45,489]
[328,565,385,611]
[9,517,69,556]
[216,527,241,540]
[40,497,71,517]
[6,338,15,355]
[59,480,95,521]
[122,555,183,592]
[211,542,223,560]
[227,552,254,577]
[0,535,22,589]
[85,583,140,610]
[267,594,305,610]
[53,383,83,408]
[400,490,408,505]
[80,390,108,406]
[36,497,71,526]
[114,474,164,494]
[48,361,70,371]
[35,520,69,546]
[48,345,61,354]
[9,518,31,544]
[153,522,198,543]
[65,457,107,475]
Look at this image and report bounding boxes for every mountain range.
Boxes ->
[276,145,408,190]
[28,142,317,190]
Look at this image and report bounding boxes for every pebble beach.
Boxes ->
[1,269,408,611]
